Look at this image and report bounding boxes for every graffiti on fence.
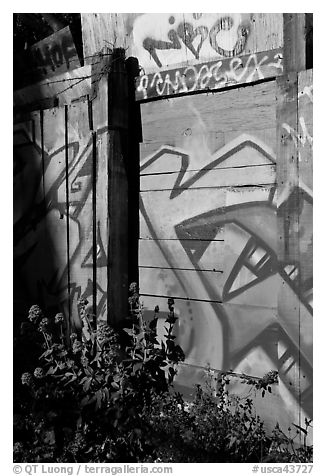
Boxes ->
[139,132,313,418]
[136,49,283,99]
[13,125,108,327]
[132,13,251,71]
[282,85,313,163]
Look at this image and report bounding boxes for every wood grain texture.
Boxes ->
[66,100,93,328]
[108,129,129,325]
[298,69,313,191]
[106,53,130,325]
[81,13,283,72]
[140,81,277,168]
[140,164,275,191]
[92,77,110,320]
[276,71,312,432]
[140,185,273,240]
[135,48,283,100]
[283,14,306,73]
[42,107,70,312]
[139,238,224,271]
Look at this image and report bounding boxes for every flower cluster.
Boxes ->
[72,340,83,354]
[28,305,43,323]
[96,321,118,346]
[54,313,64,324]
[38,318,49,333]
[34,367,44,379]
[80,356,89,367]
[21,372,33,386]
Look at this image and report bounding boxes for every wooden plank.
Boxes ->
[140,185,274,240]
[106,51,129,326]
[139,81,277,160]
[140,265,225,303]
[283,14,306,74]
[136,48,283,100]
[139,232,279,310]
[298,69,313,191]
[140,164,275,191]
[81,14,283,82]
[81,13,137,64]
[139,238,224,271]
[14,65,92,110]
[42,107,70,314]
[13,112,44,313]
[92,75,109,320]
[66,100,93,329]
[276,72,303,429]
[108,129,129,325]
[297,70,313,313]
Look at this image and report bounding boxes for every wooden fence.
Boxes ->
[14,50,139,333]
[13,13,312,438]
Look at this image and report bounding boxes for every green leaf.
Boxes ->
[95,390,102,409]
[83,377,92,391]
[133,362,143,373]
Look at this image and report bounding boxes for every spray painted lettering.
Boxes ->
[136,49,283,100]
[132,13,252,71]
[141,14,249,68]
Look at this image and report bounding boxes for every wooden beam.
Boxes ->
[283,13,307,74]
[107,50,130,326]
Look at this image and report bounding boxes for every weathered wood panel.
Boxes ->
[14,52,134,332]
[140,185,274,240]
[81,13,283,99]
[66,99,94,328]
[283,14,307,74]
[14,112,44,312]
[139,238,224,271]
[138,69,312,435]
[13,79,109,329]
[140,81,277,162]
[141,164,275,191]
[42,107,70,314]
[276,69,313,428]
[136,48,283,100]
[92,76,110,320]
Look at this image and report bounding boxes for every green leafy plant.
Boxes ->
[14,285,185,462]
[13,286,312,463]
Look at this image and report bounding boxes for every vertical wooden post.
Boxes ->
[107,49,130,326]
[277,13,314,434]
[283,13,308,74]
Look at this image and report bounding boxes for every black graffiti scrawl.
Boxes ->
[139,134,312,418]
[14,123,109,328]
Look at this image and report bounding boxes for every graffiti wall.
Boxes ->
[14,79,109,332]
[138,71,312,434]
[81,13,283,99]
